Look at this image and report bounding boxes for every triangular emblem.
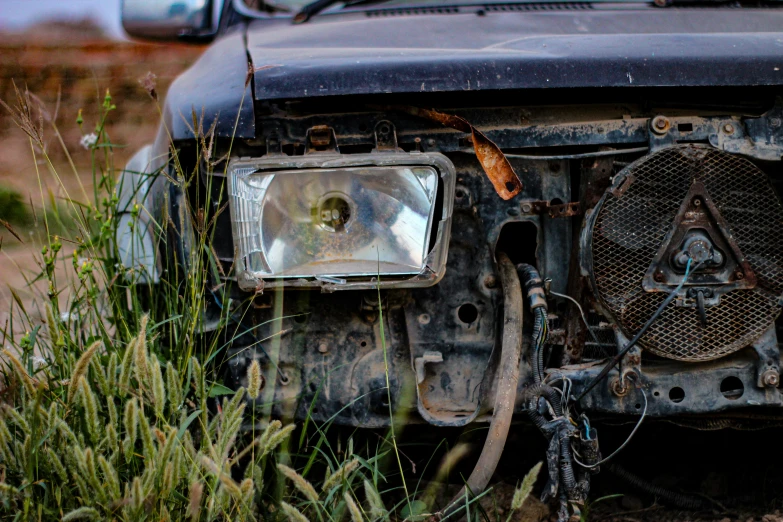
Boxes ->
[642,180,756,294]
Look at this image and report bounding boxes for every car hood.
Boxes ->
[247,8,783,100]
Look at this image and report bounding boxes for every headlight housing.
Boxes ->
[228,152,455,291]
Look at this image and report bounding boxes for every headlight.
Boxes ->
[228,153,455,291]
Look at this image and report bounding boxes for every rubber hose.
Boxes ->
[607,463,704,510]
[440,252,524,519]
[516,263,548,311]
[519,383,563,418]
[516,263,544,297]
[532,307,547,383]
[558,428,577,492]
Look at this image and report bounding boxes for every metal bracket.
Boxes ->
[265,132,283,156]
[520,200,581,218]
[373,120,402,152]
[305,125,340,154]
[710,100,783,161]
[751,327,781,389]
[610,328,642,397]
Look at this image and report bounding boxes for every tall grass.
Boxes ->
[0,83,540,521]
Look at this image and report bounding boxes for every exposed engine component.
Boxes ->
[587,145,783,362]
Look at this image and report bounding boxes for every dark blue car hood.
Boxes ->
[162,7,783,140]
[247,7,783,100]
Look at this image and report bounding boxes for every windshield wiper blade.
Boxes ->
[293,0,390,23]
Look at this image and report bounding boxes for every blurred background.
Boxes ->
[0,0,204,322]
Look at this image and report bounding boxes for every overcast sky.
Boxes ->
[1,0,124,37]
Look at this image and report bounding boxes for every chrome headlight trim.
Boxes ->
[227,152,455,292]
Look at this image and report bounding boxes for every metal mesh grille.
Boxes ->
[590,145,783,362]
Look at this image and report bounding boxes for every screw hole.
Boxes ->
[360,341,367,347]
[720,376,744,400]
[457,303,479,324]
[505,181,516,193]
[669,387,685,403]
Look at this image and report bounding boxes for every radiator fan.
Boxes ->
[586,145,783,362]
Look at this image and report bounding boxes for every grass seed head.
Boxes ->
[79,379,100,443]
[364,479,387,520]
[3,349,36,396]
[511,461,543,512]
[188,480,204,520]
[118,338,135,394]
[345,492,364,522]
[280,501,311,522]
[61,507,100,521]
[134,318,151,387]
[323,458,361,493]
[247,359,262,399]
[151,357,166,414]
[277,463,319,503]
[67,341,101,403]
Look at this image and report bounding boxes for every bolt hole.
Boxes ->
[294,314,307,324]
[635,403,641,409]
[505,181,516,193]
[653,391,660,397]
[457,303,479,324]
[669,387,685,403]
[360,341,367,347]
[550,198,564,206]
[455,188,466,200]
[720,376,744,401]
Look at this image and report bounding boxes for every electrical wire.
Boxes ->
[572,386,648,469]
[574,258,701,403]
[504,146,650,161]
[550,290,601,345]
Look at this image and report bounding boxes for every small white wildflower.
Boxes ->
[79,133,98,149]
[31,356,47,371]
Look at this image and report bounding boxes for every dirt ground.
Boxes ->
[0,21,202,328]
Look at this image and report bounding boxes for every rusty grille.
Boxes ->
[589,145,783,362]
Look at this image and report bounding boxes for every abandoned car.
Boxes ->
[120,0,783,517]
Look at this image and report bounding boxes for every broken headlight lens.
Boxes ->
[228,153,455,290]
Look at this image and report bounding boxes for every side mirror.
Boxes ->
[122,0,224,41]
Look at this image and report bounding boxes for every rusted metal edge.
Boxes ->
[522,200,581,218]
